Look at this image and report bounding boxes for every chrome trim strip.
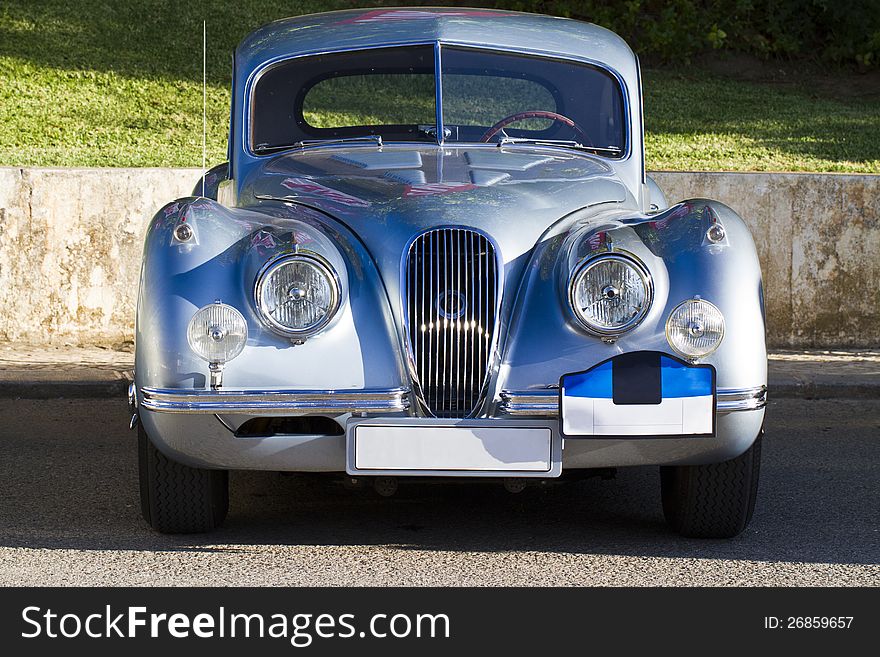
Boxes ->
[128,382,138,411]
[498,390,559,417]
[140,387,410,415]
[636,54,646,185]
[715,386,768,412]
[434,41,444,145]
[499,385,767,416]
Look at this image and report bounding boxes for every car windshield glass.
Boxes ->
[251,45,436,151]
[250,45,625,156]
[440,47,625,153]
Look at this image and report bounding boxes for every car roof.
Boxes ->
[235,7,638,80]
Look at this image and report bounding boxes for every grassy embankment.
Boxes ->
[1,1,877,172]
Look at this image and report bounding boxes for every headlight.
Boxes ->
[255,253,340,338]
[569,253,652,335]
[666,298,725,359]
[187,302,248,363]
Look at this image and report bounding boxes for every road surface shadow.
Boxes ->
[0,398,876,567]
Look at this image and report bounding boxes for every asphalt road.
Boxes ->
[0,398,876,586]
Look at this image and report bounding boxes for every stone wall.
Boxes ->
[0,168,200,347]
[0,167,876,347]
[652,172,879,347]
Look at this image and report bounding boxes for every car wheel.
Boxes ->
[660,434,762,538]
[138,425,229,534]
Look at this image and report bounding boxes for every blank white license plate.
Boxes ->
[348,421,554,476]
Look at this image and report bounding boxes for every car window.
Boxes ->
[251,45,436,150]
[443,75,557,131]
[302,73,435,129]
[441,47,625,152]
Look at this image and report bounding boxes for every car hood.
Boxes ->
[243,144,633,262]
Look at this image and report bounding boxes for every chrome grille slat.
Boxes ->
[433,229,440,410]
[440,229,447,413]
[470,230,477,404]
[406,228,498,418]
[456,228,463,412]
[477,237,486,392]
[418,231,426,403]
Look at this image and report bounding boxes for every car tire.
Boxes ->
[660,434,762,538]
[138,425,229,534]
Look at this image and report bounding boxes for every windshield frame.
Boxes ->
[245,40,630,160]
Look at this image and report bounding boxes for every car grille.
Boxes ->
[405,227,499,417]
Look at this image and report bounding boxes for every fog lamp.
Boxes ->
[187,301,247,388]
[665,298,724,359]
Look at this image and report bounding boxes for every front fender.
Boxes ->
[495,199,766,401]
[134,198,408,393]
[191,162,229,200]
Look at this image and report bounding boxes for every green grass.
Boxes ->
[303,73,437,128]
[303,72,559,131]
[1,0,878,172]
[643,69,880,173]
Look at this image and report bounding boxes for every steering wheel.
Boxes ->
[479,110,592,144]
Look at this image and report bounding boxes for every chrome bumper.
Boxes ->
[139,384,763,418]
[498,385,767,416]
[139,387,410,415]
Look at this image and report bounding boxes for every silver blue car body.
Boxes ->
[133,9,766,517]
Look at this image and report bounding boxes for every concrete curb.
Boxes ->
[0,380,131,399]
[770,381,880,400]
[1,348,875,400]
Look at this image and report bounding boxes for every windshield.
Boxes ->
[252,45,436,150]
[250,44,625,155]
[441,47,624,152]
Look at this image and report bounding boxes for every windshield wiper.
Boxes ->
[254,135,383,154]
[497,136,622,157]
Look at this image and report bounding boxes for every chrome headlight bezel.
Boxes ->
[254,252,341,339]
[568,252,653,337]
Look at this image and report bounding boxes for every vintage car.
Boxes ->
[131,7,767,537]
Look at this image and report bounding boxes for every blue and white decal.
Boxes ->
[560,353,715,437]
